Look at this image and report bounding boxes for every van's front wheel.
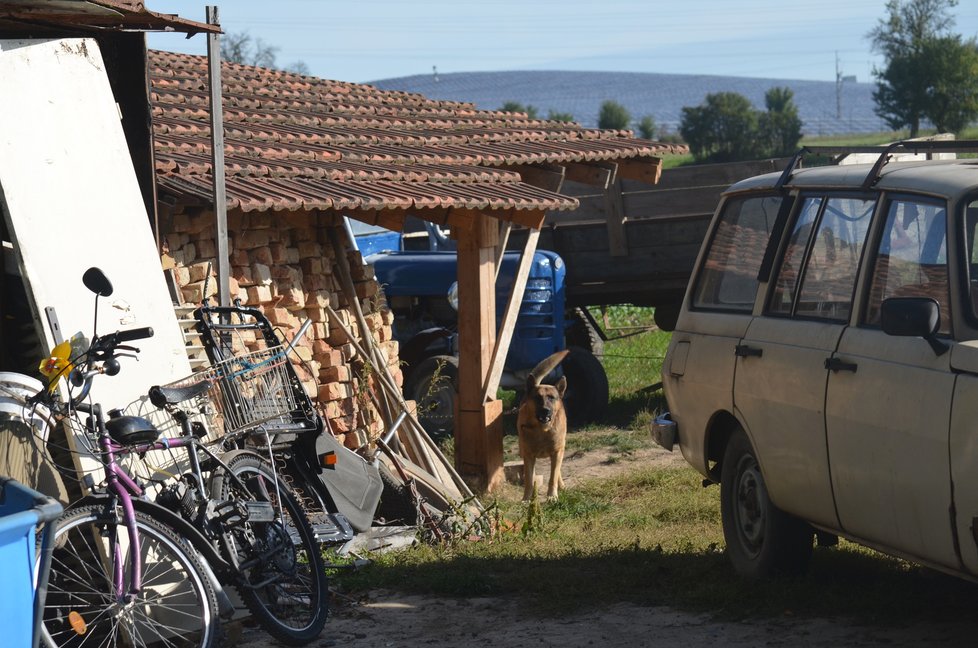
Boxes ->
[720,429,813,578]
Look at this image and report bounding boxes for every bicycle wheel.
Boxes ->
[210,450,329,645]
[43,503,220,648]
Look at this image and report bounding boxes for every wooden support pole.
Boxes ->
[454,212,504,492]
[206,6,229,308]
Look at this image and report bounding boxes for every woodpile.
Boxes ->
[160,207,401,451]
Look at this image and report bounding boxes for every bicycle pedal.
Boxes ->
[311,512,355,545]
[244,500,275,523]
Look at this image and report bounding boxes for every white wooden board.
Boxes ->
[0,38,191,460]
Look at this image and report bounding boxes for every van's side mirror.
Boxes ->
[880,297,949,356]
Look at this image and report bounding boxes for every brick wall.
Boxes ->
[161,207,403,448]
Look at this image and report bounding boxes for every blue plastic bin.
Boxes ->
[0,477,62,648]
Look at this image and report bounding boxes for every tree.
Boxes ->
[547,110,575,123]
[221,31,279,68]
[637,115,657,140]
[758,87,802,156]
[286,61,311,75]
[680,92,760,162]
[922,36,978,132]
[598,100,630,130]
[500,101,539,119]
[868,0,957,56]
[868,0,978,136]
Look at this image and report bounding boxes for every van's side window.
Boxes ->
[691,195,782,312]
[769,197,822,315]
[965,202,978,321]
[866,199,949,334]
[769,196,874,320]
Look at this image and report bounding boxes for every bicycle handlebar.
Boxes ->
[113,326,155,344]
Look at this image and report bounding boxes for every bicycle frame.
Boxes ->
[76,400,205,600]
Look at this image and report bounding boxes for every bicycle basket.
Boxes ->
[163,346,301,435]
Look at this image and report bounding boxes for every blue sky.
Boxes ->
[147,1,978,84]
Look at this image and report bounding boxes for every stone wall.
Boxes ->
[160,207,402,448]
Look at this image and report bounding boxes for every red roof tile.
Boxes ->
[150,51,683,219]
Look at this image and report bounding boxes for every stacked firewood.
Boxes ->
[160,207,402,450]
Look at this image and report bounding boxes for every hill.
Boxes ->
[370,70,882,136]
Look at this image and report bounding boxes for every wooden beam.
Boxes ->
[503,208,548,229]
[605,170,628,257]
[483,226,540,402]
[376,211,407,232]
[501,163,566,191]
[564,162,612,188]
[494,221,512,281]
[617,157,663,185]
[455,211,504,492]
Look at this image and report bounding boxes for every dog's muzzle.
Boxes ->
[537,410,554,424]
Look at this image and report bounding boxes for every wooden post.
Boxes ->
[206,6,229,308]
[454,211,504,492]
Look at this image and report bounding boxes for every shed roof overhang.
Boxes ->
[0,1,218,34]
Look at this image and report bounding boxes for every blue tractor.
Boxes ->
[351,220,608,436]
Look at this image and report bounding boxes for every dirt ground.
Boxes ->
[237,589,976,648]
[236,446,977,648]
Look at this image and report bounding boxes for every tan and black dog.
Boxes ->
[518,350,569,502]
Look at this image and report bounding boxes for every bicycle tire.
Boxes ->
[210,450,329,646]
[42,503,220,648]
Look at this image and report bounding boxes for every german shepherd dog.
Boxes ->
[518,350,569,501]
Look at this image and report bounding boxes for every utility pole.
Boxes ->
[835,52,856,121]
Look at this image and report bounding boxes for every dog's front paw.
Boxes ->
[546,493,558,502]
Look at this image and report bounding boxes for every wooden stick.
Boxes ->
[327,226,395,430]
[325,303,479,503]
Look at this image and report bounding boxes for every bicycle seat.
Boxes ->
[105,415,160,445]
[149,381,211,408]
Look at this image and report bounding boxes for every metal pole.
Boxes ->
[206,6,229,308]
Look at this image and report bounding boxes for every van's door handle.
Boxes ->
[735,344,763,358]
[824,357,858,373]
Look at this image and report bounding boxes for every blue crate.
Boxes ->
[0,477,62,648]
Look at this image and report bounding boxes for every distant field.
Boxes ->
[371,69,885,136]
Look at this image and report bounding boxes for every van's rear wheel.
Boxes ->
[720,428,813,578]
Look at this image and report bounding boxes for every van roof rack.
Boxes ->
[774,139,978,192]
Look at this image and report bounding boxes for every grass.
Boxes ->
[338,458,978,624]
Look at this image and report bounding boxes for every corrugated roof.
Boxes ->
[150,50,683,221]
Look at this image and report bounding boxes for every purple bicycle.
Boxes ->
[23,268,328,648]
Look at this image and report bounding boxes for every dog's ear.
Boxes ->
[556,375,567,398]
[526,373,539,393]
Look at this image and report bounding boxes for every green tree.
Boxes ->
[922,36,978,132]
[637,115,657,139]
[500,102,539,119]
[758,87,802,156]
[547,110,575,123]
[598,100,631,130]
[680,92,760,162]
[868,0,978,136]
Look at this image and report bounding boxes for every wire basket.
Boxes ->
[163,346,301,435]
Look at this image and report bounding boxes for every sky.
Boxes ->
[146,1,978,84]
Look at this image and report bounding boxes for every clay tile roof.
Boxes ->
[150,50,683,221]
